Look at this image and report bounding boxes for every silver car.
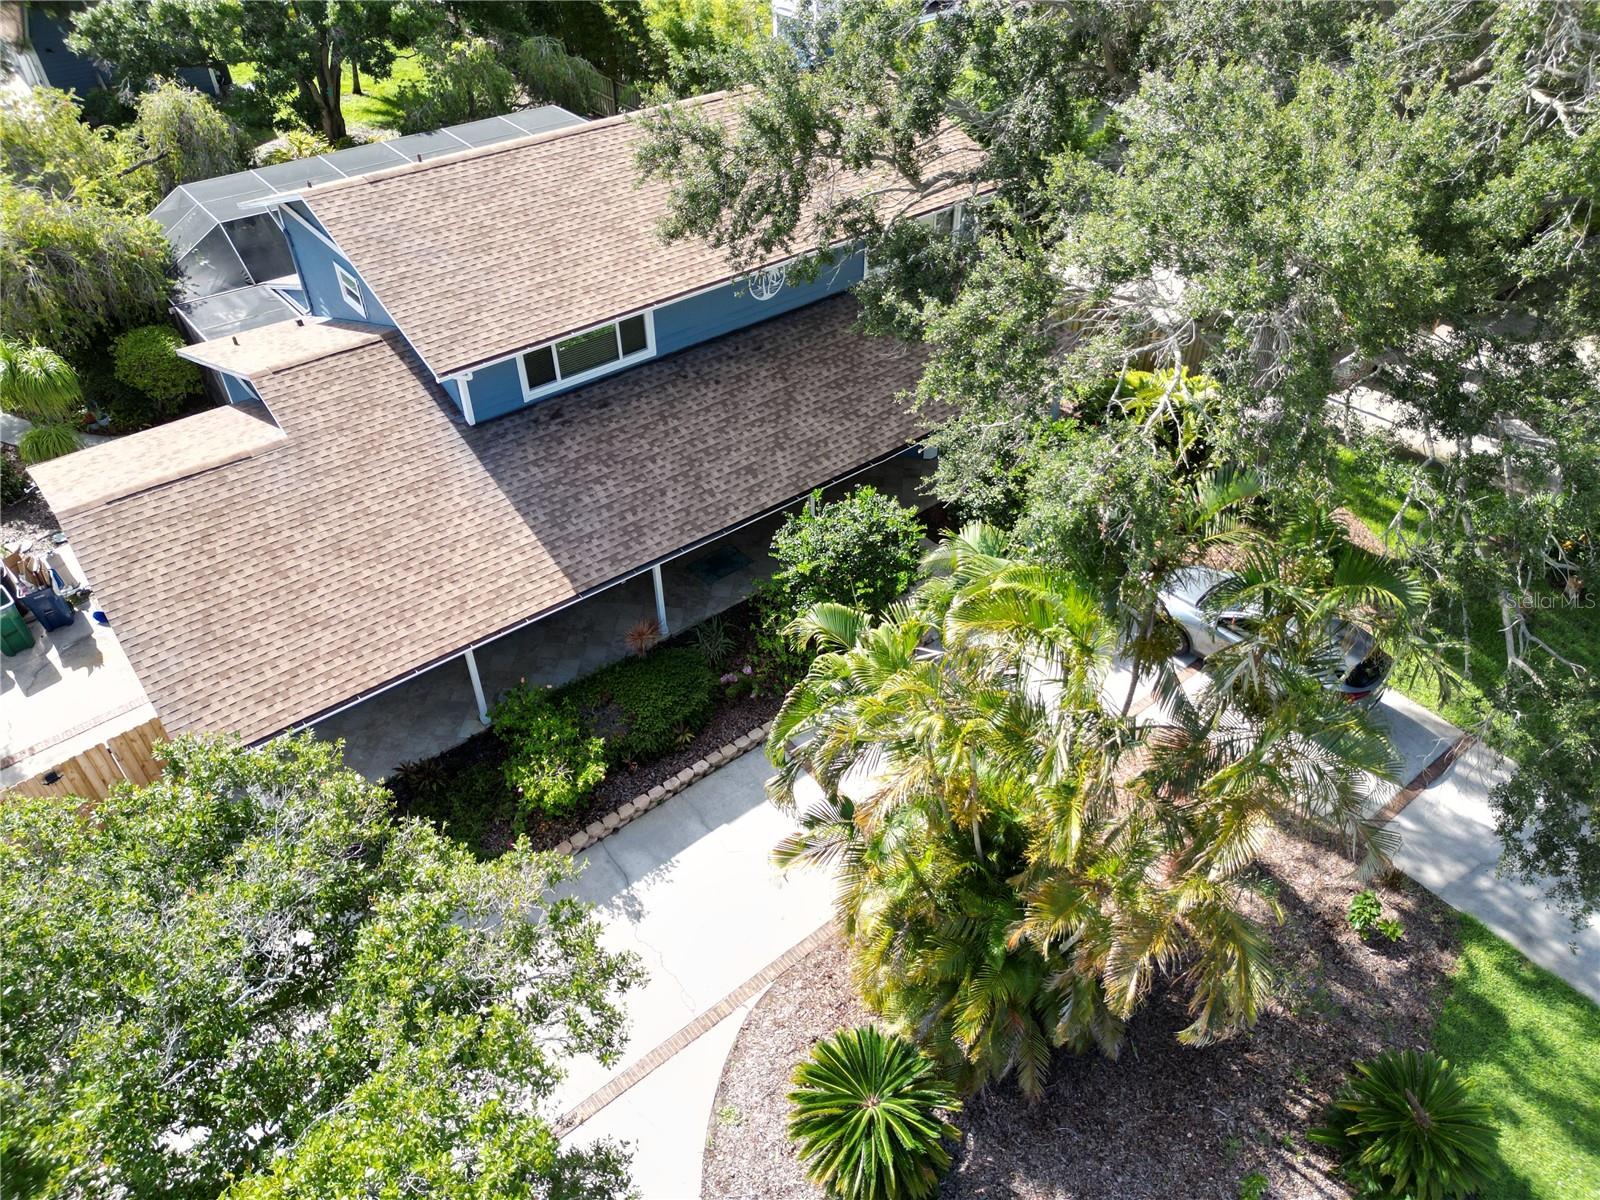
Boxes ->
[1157,567,1393,700]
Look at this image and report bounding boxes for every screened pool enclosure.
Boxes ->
[153,107,586,341]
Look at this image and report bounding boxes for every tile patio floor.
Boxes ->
[314,453,934,779]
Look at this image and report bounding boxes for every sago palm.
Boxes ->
[788,1026,961,1200]
[1309,1049,1497,1200]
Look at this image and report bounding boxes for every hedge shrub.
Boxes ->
[113,325,202,406]
[564,646,715,765]
[491,686,606,826]
[771,485,925,617]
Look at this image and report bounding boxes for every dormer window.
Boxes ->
[517,312,653,402]
[334,262,366,317]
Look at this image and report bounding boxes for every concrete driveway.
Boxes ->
[1105,651,1600,1002]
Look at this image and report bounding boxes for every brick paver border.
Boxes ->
[555,722,772,857]
[1373,732,1475,825]
[554,920,839,1136]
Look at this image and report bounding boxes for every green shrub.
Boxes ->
[788,1026,961,1200]
[1347,889,1383,937]
[1375,917,1406,943]
[692,614,735,670]
[492,685,606,825]
[564,646,715,764]
[79,87,136,129]
[771,485,925,616]
[17,422,81,464]
[2,450,31,506]
[751,577,814,696]
[388,749,508,855]
[257,128,333,165]
[113,325,202,406]
[1309,1049,1496,1200]
[1236,1172,1268,1200]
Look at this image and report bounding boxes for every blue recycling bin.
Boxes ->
[19,587,74,632]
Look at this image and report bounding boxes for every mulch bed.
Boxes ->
[2,444,61,548]
[390,685,781,858]
[702,826,1460,1200]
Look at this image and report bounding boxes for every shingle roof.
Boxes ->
[30,403,285,516]
[175,319,382,378]
[299,92,986,377]
[54,297,929,743]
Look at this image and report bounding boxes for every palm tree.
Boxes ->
[767,526,1289,1095]
[0,338,82,463]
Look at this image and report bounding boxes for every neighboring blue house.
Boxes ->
[19,3,218,96]
[35,91,987,774]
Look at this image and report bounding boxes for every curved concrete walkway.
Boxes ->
[551,747,834,1196]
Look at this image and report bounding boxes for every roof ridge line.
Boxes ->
[300,91,738,200]
[255,328,403,380]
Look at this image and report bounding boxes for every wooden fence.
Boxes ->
[4,717,168,801]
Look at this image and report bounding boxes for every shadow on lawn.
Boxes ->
[1431,915,1600,1200]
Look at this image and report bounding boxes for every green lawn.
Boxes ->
[1432,915,1600,1200]
[1330,447,1600,739]
[338,53,426,133]
[227,53,426,142]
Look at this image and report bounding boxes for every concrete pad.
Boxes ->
[1390,741,1600,1002]
[1372,689,1463,788]
[565,998,756,1199]
[2,609,152,783]
[549,750,834,1115]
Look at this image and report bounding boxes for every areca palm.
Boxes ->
[768,526,1285,1095]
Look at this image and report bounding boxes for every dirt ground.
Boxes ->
[702,826,1460,1200]
[2,445,60,549]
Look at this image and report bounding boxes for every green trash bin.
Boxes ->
[1,592,34,655]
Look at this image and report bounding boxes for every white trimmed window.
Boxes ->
[517,312,654,401]
[334,262,366,316]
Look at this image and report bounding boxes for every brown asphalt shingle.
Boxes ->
[55,297,929,743]
[301,92,986,376]
[30,403,285,516]
[175,319,382,378]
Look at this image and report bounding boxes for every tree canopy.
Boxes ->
[0,735,642,1197]
[640,0,1600,917]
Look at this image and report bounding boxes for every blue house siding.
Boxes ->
[653,251,864,355]
[456,358,525,423]
[439,376,466,417]
[280,202,396,329]
[219,372,261,405]
[458,249,866,424]
[27,9,106,95]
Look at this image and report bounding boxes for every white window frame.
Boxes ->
[514,310,656,404]
[333,262,366,317]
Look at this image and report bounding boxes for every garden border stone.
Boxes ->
[558,723,771,858]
